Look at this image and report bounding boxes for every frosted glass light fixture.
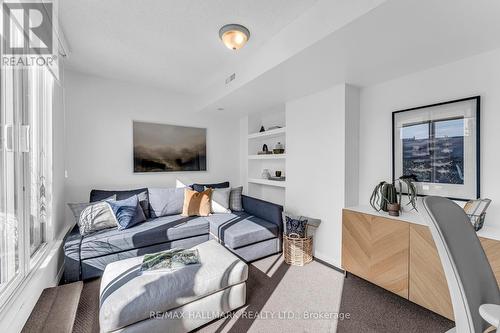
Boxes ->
[219,24,250,50]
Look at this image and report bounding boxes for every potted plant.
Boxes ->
[369,176,418,216]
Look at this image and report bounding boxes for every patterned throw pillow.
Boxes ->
[78,201,118,236]
[106,195,142,230]
[229,186,243,212]
[285,216,308,237]
[68,195,116,225]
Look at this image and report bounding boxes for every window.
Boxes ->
[0,20,54,306]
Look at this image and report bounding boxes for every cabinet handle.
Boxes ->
[20,125,30,153]
[4,124,13,152]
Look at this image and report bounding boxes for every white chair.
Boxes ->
[421,196,500,333]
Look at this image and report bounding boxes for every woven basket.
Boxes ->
[283,233,313,266]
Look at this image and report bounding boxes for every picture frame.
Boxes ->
[133,121,207,173]
[392,96,480,201]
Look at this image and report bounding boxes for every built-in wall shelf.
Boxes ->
[247,127,286,140]
[248,178,286,188]
[248,154,286,160]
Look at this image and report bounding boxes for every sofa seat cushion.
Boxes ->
[80,215,209,260]
[99,240,248,332]
[207,212,279,249]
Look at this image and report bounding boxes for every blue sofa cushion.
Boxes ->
[191,182,229,192]
[80,214,209,260]
[90,188,150,218]
[207,212,279,249]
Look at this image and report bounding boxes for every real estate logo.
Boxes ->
[1,0,56,67]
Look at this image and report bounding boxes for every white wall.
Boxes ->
[359,47,500,228]
[64,70,241,205]
[285,83,359,267]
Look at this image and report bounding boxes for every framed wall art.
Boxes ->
[392,96,480,201]
[133,121,207,172]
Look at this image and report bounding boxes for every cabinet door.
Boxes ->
[342,210,371,281]
[409,224,454,320]
[480,237,500,287]
[370,217,409,298]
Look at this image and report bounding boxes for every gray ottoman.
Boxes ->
[99,240,248,332]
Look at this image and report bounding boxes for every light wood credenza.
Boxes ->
[342,207,500,320]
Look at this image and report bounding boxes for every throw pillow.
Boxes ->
[148,187,185,217]
[90,188,150,218]
[78,201,118,236]
[191,181,229,193]
[205,186,231,213]
[106,195,142,230]
[68,195,116,225]
[182,188,212,217]
[229,186,243,212]
[284,215,308,237]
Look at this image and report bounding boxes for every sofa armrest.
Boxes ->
[242,195,283,232]
[63,224,83,283]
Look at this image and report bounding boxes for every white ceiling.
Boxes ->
[60,0,318,94]
[202,0,500,114]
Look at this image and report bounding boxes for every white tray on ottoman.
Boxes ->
[99,240,248,333]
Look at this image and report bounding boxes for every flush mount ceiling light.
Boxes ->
[219,24,250,50]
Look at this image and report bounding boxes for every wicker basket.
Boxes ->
[283,233,313,266]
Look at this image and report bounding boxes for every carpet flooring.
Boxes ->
[72,254,454,333]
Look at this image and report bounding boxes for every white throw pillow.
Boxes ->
[205,187,231,213]
[148,187,186,217]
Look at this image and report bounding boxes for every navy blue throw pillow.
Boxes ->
[191,182,229,192]
[107,196,142,230]
[285,216,308,237]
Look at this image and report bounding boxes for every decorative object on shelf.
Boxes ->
[259,126,265,132]
[393,96,480,201]
[273,142,285,154]
[275,170,282,177]
[370,176,418,215]
[282,213,321,266]
[268,176,285,181]
[261,169,271,179]
[133,121,206,172]
[257,144,273,155]
[267,125,282,130]
[464,198,491,231]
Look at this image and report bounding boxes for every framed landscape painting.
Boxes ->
[392,96,480,201]
[133,121,207,172]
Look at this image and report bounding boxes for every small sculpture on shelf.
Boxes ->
[258,144,273,155]
[259,126,265,132]
[261,169,271,179]
[273,142,285,154]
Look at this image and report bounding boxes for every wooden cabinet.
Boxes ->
[480,237,500,286]
[342,210,409,298]
[342,208,500,320]
[409,224,454,320]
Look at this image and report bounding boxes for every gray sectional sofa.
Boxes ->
[63,188,283,283]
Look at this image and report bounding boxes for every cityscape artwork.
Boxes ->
[393,97,480,200]
[401,118,464,184]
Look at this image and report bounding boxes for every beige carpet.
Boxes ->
[73,254,453,333]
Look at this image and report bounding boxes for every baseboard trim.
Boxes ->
[313,257,345,274]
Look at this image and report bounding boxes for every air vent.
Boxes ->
[225,73,236,84]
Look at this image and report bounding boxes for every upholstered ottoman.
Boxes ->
[99,240,248,333]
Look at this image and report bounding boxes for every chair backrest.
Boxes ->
[421,196,500,333]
